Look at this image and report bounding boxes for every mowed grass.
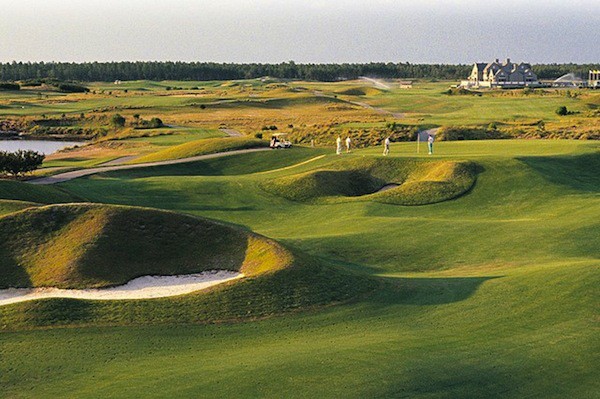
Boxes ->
[131,137,267,163]
[262,157,478,205]
[0,140,598,398]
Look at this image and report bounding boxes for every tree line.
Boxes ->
[1,61,597,82]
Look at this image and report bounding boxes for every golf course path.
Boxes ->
[101,155,139,166]
[29,147,270,185]
[220,128,243,137]
[0,271,243,306]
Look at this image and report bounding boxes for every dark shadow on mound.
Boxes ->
[0,253,32,289]
[371,275,500,306]
[380,361,519,398]
[517,153,600,193]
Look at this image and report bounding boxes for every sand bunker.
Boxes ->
[0,270,243,306]
[376,183,400,193]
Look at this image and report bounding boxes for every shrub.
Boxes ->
[57,83,89,93]
[556,106,568,116]
[135,117,165,129]
[436,126,507,141]
[111,113,126,127]
[254,132,263,139]
[0,150,45,176]
[0,82,20,91]
[149,117,163,128]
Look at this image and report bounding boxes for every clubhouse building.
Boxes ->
[461,58,540,88]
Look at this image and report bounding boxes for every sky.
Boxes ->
[0,0,598,64]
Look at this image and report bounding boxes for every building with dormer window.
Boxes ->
[462,58,539,88]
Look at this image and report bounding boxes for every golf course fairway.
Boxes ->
[0,140,598,398]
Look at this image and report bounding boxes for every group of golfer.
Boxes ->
[336,133,435,156]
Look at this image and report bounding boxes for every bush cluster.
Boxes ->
[135,117,164,129]
[436,126,508,141]
[57,83,89,93]
[0,150,45,176]
[0,82,20,91]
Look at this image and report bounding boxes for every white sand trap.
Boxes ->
[376,184,400,193]
[0,270,243,306]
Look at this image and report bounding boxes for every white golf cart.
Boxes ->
[269,133,292,149]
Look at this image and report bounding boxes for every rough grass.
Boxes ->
[0,203,293,289]
[261,157,478,205]
[131,137,267,163]
[0,203,375,328]
[0,199,38,216]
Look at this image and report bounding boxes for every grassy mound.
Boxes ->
[336,86,383,96]
[132,137,267,163]
[0,179,80,203]
[0,199,38,217]
[0,203,375,328]
[261,157,478,205]
[0,203,291,289]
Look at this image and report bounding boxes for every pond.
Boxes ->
[0,139,83,155]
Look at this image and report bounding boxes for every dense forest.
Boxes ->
[0,61,597,82]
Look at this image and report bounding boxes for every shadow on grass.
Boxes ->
[382,362,518,399]
[372,275,500,306]
[517,153,600,193]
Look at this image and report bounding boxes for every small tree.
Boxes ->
[149,117,163,128]
[0,150,45,176]
[111,113,126,127]
[556,106,568,116]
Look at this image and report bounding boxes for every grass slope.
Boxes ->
[262,157,478,205]
[0,203,286,289]
[0,179,80,203]
[131,137,267,163]
[0,203,375,328]
[0,140,597,398]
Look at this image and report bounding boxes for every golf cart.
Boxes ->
[269,133,292,149]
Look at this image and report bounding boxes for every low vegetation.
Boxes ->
[0,82,20,91]
[0,150,44,176]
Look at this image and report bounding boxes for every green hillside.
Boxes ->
[0,139,597,398]
[262,157,478,205]
[131,137,267,163]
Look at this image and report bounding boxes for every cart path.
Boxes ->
[220,128,243,137]
[101,155,139,166]
[29,147,270,185]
